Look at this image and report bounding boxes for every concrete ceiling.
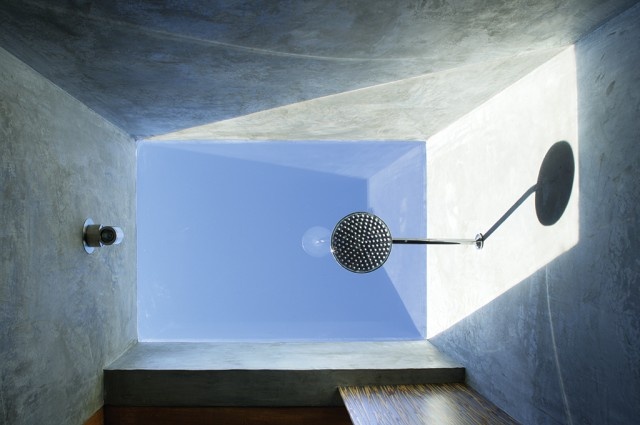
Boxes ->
[0,0,637,140]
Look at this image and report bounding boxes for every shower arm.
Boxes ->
[392,184,538,250]
[393,236,484,248]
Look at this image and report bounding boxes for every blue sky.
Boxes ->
[137,141,424,341]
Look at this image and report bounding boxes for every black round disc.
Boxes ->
[535,141,575,226]
[331,212,393,273]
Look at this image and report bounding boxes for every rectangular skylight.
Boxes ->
[137,141,426,341]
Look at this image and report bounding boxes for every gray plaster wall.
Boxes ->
[150,48,563,142]
[0,48,136,424]
[0,0,637,139]
[428,4,640,424]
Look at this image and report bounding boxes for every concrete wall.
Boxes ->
[0,48,136,424]
[428,4,640,424]
[2,0,636,139]
[150,48,562,142]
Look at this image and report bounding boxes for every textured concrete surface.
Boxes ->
[105,341,463,406]
[0,48,136,424]
[151,48,563,141]
[428,4,640,424]
[0,0,637,139]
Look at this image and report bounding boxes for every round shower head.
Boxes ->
[331,212,393,273]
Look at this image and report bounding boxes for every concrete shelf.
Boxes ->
[104,341,463,407]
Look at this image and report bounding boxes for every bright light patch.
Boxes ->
[426,47,579,338]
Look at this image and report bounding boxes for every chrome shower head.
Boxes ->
[331,212,393,273]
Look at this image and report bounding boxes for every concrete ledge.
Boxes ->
[104,341,464,406]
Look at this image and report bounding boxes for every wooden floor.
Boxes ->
[340,384,520,425]
[92,384,519,424]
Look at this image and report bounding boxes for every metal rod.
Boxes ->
[393,238,478,245]
[385,183,538,250]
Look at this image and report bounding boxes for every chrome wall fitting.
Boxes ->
[83,218,124,254]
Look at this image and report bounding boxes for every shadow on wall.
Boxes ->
[429,4,640,425]
[478,140,575,245]
[425,45,580,341]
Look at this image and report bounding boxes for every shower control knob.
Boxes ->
[83,218,124,254]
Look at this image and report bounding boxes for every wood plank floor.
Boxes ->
[340,384,519,425]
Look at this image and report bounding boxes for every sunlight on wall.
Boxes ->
[426,46,579,338]
[146,49,561,143]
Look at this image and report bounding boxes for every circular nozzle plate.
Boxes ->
[331,212,393,273]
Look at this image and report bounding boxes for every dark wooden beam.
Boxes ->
[104,406,352,425]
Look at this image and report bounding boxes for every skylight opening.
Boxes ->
[137,140,426,341]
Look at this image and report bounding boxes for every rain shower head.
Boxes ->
[331,212,393,273]
[331,211,481,273]
[329,142,575,273]
[330,142,575,274]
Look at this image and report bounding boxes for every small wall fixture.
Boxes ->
[83,218,124,254]
[331,141,575,273]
